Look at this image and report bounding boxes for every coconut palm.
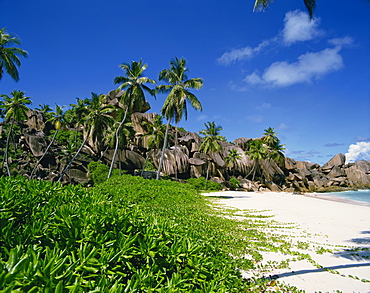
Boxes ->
[35,104,53,120]
[253,0,316,19]
[246,138,268,181]
[0,28,28,82]
[141,114,168,175]
[199,121,223,180]
[156,57,203,180]
[262,127,285,168]
[0,90,32,176]
[262,127,279,147]
[103,111,135,175]
[58,93,114,181]
[108,60,156,178]
[30,104,64,179]
[224,149,242,176]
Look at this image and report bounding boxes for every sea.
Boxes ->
[326,189,370,205]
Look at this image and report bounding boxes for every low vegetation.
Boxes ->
[0,175,308,292]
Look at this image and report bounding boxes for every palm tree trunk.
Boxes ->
[2,121,14,176]
[58,134,89,182]
[141,149,152,177]
[108,107,128,179]
[174,123,179,180]
[156,119,171,180]
[30,129,58,179]
[206,159,210,181]
[251,160,260,181]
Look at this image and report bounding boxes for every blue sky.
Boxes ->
[1,0,369,165]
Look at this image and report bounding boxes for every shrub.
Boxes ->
[87,161,121,184]
[229,177,240,190]
[185,177,223,191]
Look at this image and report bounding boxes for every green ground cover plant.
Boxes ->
[0,175,303,292]
[185,177,222,191]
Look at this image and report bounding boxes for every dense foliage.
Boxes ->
[1,175,306,291]
[185,177,223,191]
[0,176,241,291]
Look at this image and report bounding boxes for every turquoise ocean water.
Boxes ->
[327,189,370,205]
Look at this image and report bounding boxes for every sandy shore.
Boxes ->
[204,191,370,293]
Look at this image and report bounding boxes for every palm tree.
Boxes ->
[108,60,156,178]
[224,149,242,177]
[58,93,114,182]
[141,114,167,175]
[0,28,28,82]
[0,90,32,176]
[35,104,53,120]
[253,0,316,19]
[156,57,203,180]
[246,139,268,181]
[262,127,279,147]
[30,104,64,179]
[103,111,135,175]
[199,122,223,180]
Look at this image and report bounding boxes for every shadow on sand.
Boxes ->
[273,262,370,279]
[331,231,370,261]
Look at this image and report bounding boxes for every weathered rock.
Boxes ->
[131,112,157,136]
[322,153,346,168]
[24,134,47,157]
[345,160,370,186]
[239,178,260,191]
[284,157,296,170]
[233,137,251,151]
[189,158,205,166]
[25,110,51,132]
[327,166,345,178]
[265,181,281,192]
[105,149,145,171]
[150,148,189,176]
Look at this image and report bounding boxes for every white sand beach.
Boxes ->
[205,191,370,293]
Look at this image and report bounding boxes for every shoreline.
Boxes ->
[204,190,370,292]
[303,191,370,207]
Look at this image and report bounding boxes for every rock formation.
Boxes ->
[0,101,369,192]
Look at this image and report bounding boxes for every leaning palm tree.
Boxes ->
[30,104,64,179]
[246,139,268,181]
[253,0,316,19]
[0,28,28,82]
[199,122,223,180]
[224,149,242,177]
[108,60,156,178]
[103,110,135,175]
[156,57,203,180]
[58,93,114,182]
[0,90,32,176]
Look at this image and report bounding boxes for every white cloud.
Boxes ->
[196,114,209,121]
[246,115,263,123]
[328,36,354,46]
[218,10,324,65]
[345,142,370,163]
[256,102,271,110]
[282,10,323,44]
[244,46,344,87]
[217,40,270,65]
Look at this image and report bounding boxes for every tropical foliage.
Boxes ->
[109,60,156,178]
[0,28,28,82]
[199,121,223,180]
[156,57,203,179]
[58,93,114,181]
[253,0,316,19]
[0,90,32,176]
[224,149,242,176]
